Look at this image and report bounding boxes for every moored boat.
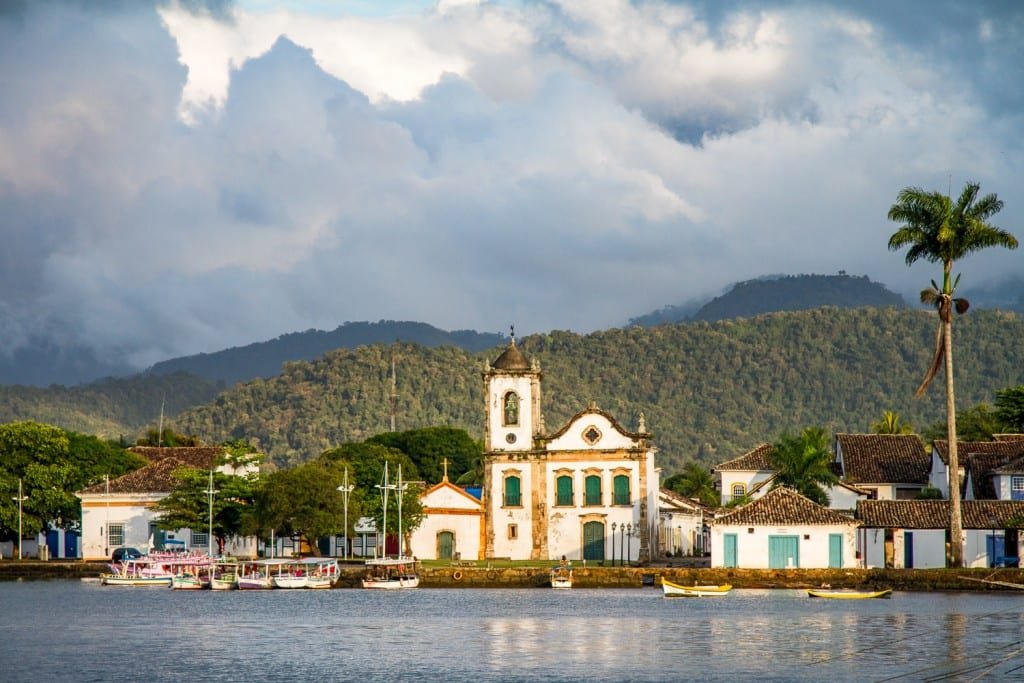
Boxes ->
[304,558,340,589]
[270,560,309,589]
[807,587,892,599]
[210,560,239,590]
[662,578,732,597]
[100,558,173,587]
[362,557,420,589]
[236,560,274,590]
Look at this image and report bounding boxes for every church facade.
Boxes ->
[481,338,658,562]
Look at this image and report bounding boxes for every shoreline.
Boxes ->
[3,560,1024,591]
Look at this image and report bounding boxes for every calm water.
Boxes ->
[2,581,1024,682]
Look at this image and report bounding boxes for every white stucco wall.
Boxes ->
[546,414,634,451]
[711,524,859,569]
[859,528,947,569]
[490,462,534,559]
[409,484,482,561]
[826,485,867,512]
[718,471,774,505]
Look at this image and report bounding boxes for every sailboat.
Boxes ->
[362,463,420,589]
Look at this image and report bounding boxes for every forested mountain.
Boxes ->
[145,320,505,386]
[0,372,221,440]
[166,308,1024,473]
[629,273,906,326]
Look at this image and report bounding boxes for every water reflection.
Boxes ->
[4,584,1024,682]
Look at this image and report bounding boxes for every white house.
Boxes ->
[928,438,1024,499]
[482,337,659,563]
[712,444,774,505]
[710,487,861,569]
[408,472,484,561]
[657,488,708,558]
[834,433,930,500]
[77,446,258,561]
[857,499,1024,569]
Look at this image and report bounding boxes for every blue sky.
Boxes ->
[0,0,1021,371]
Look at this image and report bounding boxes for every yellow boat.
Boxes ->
[807,587,892,599]
[662,578,732,597]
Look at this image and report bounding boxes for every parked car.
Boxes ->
[111,547,143,562]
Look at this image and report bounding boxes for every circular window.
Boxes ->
[505,433,517,444]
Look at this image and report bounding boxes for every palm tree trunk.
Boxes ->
[945,313,963,568]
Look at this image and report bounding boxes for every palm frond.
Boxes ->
[915,323,944,398]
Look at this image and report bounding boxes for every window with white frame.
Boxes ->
[1012,476,1024,492]
[107,523,124,548]
[192,531,209,547]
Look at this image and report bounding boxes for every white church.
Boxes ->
[478,337,659,563]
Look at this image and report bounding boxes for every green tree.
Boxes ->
[994,385,1024,433]
[664,462,719,507]
[916,485,944,500]
[888,180,1018,567]
[136,428,201,447]
[251,462,346,554]
[366,427,481,484]
[922,404,1002,443]
[769,427,838,506]
[152,467,258,554]
[871,410,914,435]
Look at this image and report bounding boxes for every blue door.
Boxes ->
[769,536,799,569]
[723,533,737,568]
[904,531,914,568]
[828,534,843,568]
[987,533,1005,567]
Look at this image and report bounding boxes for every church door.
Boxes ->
[438,531,454,560]
[583,521,605,561]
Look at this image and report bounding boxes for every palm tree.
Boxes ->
[769,427,838,506]
[665,462,718,507]
[871,410,914,435]
[888,181,1018,567]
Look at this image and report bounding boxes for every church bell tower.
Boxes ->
[483,330,541,452]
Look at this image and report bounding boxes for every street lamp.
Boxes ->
[337,468,353,560]
[620,523,628,566]
[204,470,218,558]
[12,478,28,560]
[627,523,636,565]
[611,522,617,566]
[677,525,682,557]
[990,516,1000,568]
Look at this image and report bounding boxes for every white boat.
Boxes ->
[236,560,274,590]
[304,558,340,589]
[100,558,173,587]
[661,579,732,597]
[362,462,420,590]
[362,557,420,589]
[210,560,239,590]
[550,564,573,589]
[170,558,213,589]
[270,560,309,589]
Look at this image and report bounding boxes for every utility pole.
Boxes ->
[12,479,28,560]
[390,353,397,432]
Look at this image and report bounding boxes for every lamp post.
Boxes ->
[204,470,218,558]
[627,523,635,565]
[620,523,627,566]
[337,468,353,560]
[611,522,617,566]
[990,516,1000,568]
[12,478,28,560]
[677,525,682,557]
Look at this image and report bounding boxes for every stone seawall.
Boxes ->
[3,560,1024,591]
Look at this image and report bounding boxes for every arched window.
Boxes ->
[731,483,746,500]
[613,474,630,505]
[503,392,520,426]
[556,474,574,506]
[584,474,602,506]
[504,474,522,507]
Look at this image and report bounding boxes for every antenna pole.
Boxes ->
[390,354,397,432]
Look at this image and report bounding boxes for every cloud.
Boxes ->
[0,0,1021,381]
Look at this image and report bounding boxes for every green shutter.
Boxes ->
[583,521,605,560]
[613,475,630,505]
[585,475,602,505]
[769,536,800,569]
[504,476,521,506]
[724,533,738,568]
[556,475,573,506]
[828,533,843,568]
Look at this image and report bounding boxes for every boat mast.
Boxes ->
[397,464,403,559]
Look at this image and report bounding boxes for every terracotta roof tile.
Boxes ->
[835,434,929,485]
[713,444,774,472]
[932,439,1024,466]
[857,499,1024,529]
[712,487,860,527]
[967,451,1024,499]
[78,457,193,495]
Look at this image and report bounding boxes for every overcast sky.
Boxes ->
[1,0,1021,369]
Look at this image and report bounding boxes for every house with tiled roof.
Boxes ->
[710,487,861,569]
[930,438,1024,500]
[409,465,484,561]
[712,443,774,505]
[77,446,259,561]
[834,433,929,500]
[857,499,1024,569]
[657,488,709,558]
